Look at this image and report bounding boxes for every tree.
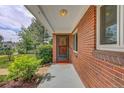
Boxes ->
[19,27,34,53]
[28,19,51,45]
[18,19,51,54]
[4,41,13,61]
[29,19,45,45]
[0,35,3,48]
[43,30,51,44]
[49,39,53,45]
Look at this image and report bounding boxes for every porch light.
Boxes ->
[59,9,68,16]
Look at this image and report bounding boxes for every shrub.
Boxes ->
[18,48,26,54]
[0,49,5,55]
[36,44,52,65]
[8,55,40,81]
[0,75,7,83]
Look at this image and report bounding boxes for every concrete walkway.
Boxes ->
[38,64,85,88]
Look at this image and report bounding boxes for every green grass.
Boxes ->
[0,55,12,68]
[0,62,11,68]
[0,54,36,68]
[0,75,7,83]
[0,55,9,62]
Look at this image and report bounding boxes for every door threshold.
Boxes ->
[56,60,70,63]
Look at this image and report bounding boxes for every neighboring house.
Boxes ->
[26,5,124,87]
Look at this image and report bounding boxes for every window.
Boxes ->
[73,31,78,52]
[97,5,124,52]
[100,6,117,44]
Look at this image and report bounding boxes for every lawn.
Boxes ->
[0,62,11,68]
[0,54,35,68]
[0,55,10,62]
[0,55,11,68]
[0,55,10,84]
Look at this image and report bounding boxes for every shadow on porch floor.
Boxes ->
[37,63,85,88]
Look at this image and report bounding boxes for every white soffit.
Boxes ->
[26,5,89,33]
[25,5,54,33]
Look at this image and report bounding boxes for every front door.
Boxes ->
[56,35,69,62]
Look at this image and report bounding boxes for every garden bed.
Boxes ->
[0,77,40,88]
[0,65,50,88]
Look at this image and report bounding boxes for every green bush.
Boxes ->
[36,44,52,64]
[0,75,7,82]
[18,48,26,54]
[0,49,5,55]
[8,55,40,81]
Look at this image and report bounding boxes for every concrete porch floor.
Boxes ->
[37,64,85,88]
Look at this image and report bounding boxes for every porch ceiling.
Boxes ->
[25,5,89,33]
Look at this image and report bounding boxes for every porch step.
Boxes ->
[56,60,70,63]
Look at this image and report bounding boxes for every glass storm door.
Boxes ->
[56,35,69,62]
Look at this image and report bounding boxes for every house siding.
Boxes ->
[69,6,124,87]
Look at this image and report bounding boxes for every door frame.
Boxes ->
[56,35,69,62]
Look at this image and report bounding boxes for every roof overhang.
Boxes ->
[25,5,89,34]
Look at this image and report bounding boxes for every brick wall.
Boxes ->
[69,6,124,88]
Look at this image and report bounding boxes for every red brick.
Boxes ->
[69,6,124,87]
[53,6,124,88]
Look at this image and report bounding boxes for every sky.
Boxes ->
[0,5,34,42]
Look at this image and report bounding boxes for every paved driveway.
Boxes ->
[38,64,85,88]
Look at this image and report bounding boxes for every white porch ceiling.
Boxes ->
[25,5,89,33]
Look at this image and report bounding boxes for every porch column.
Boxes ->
[53,33,56,63]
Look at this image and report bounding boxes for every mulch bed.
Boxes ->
[0,75,42,88]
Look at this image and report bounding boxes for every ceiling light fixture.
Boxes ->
[59,9,68,16]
